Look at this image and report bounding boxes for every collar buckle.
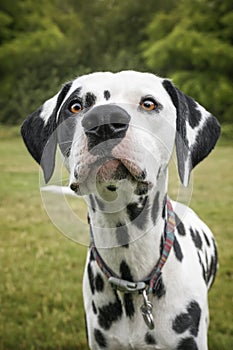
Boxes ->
[109,276,146,294]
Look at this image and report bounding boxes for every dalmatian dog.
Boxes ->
[21,71,220,350]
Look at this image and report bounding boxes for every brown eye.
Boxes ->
[140,98,157,111]
[69,102,83,114]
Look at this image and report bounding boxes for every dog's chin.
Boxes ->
[70,158,152,197]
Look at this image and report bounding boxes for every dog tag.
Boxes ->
[140,289,155,330]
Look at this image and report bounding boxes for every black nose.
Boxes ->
[82,104,130,149]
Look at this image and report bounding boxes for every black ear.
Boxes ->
[163,80,221,186]
[21,82,72,183]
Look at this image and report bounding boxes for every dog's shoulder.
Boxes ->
[172,200,215,241]
[172,200,218,289]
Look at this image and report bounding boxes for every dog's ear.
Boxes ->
[21,82,72,183]
[163,80,221,186]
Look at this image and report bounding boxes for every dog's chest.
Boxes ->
[83,248,198,350]
[83,263,176,349]
[83,205,217,349]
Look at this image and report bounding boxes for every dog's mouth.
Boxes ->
[96,159,131,186]
[70,157,151,195]
[97,158,146,181]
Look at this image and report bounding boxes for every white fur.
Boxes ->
[32,71,218,349]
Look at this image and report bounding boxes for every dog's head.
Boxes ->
[21,71,220,197]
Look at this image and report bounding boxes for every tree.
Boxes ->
[142,0,233,123]
[0,0,86,123]
[0,0,178,124]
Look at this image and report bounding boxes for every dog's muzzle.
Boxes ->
[70,104,152,195]
[81,104,130,151]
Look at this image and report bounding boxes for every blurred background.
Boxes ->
[0,0,232,128]
[0,0,232,349]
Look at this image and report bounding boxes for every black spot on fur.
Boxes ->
[56,82,75,126]
[207,256,214,285]
[162,80,189,183]
[172,300,201,337]
[186,98,202,128]
[104,90,111,100]
[212,238,218,275]
[176,337,198,350]
[85,92,96,108]
[120,261,135,318]
[138,169,147,181]
[116,222,129,248]
[127,196,150,230]
[90,248,95,261]
[124,293,135,319]
[205,251,209,272]
[58,82,73,105]
[155,276,166,298]
[190,228,203,250]
[88,263,95,294]
[162,79,220,186]
[145,332,157,345]
[151,191,160,225]
[173,236,183,262]
[203,231,210,246]
[162,79,201,131]
[95,273,104,292]
[120,260,133,281]
[175,213,186,236]
[94,328,107,348]
[57,86,81,159]
[207,238,218,289]
[92,301,97,314]
[197,251,207,284]
[190,116,220,170]
[21,82,73,183]
[188,301,201,337]
[127,201,143,223]
[98,291,123,330]
[134,182,149,195]
[173,312,191,334]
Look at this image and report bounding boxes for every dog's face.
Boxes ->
[60,72,177,197]
[21,71,220,199]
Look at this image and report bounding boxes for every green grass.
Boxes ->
[0,126,232,349]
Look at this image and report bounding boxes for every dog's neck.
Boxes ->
[86,171,168,281]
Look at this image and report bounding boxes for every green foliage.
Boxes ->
[0,0,87,123]
[0,0,232,124]
[0,0,176,124]
[143,0,233,123]
[220,123,233,142]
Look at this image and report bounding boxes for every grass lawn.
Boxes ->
[0,126,232,349]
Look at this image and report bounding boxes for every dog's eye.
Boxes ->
[140,98,157,111]
[69,102,83,114]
